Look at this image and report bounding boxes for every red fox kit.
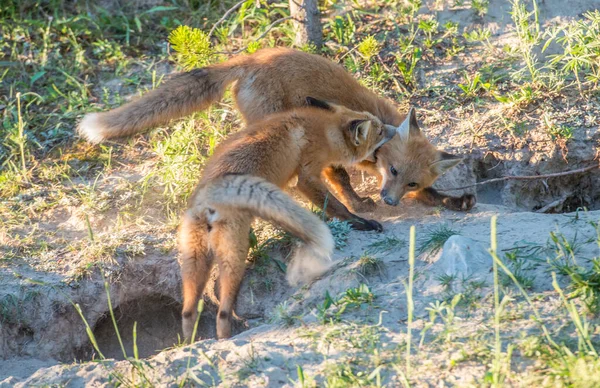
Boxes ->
[179,99,399,340]
[79,48,475,213]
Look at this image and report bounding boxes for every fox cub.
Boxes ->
[179,98,406,341]
[79,48,475,213]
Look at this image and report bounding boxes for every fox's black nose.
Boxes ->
[381,190,398,206]
[383,196,396,206]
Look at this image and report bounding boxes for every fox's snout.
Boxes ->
[380,189,400,206]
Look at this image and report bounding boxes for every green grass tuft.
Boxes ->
[418,224,459,255]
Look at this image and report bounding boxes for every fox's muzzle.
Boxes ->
[380,189,400,206]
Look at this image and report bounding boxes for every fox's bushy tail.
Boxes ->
[198,174,335,285]
[78,59,248,144]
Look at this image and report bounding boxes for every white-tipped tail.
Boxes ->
[200,174,335,285]
[78,113,107,144]
[286,244,335,286]
[76,62,250,145]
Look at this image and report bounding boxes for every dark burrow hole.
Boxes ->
[561,191,598,212]
[473,155,505,206]
[78,294,247,361]
[473,156,600,212]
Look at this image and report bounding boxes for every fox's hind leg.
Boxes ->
[209,210,253,339]
[179,210,214,342]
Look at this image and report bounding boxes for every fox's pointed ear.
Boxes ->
[396,107,421,141]
[305,97,334,112]
[348,119,372,146]
[431,151,463,175]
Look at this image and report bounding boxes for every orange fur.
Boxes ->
[79,48,475,211]
[180,103,396,341]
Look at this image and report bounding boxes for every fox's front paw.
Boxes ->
[443,194,476,211]
[350,218,383,232]
[353,196,377,213]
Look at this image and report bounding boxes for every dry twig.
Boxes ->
[438,163,599,192]
[208,0,247,38]
[377,53,408,95]
[534,195,570,213]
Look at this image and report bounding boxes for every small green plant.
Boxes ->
[92,39,126,65]
[328,219,353,249]
[500,250,535,290]
[463,27,491,44]
[419,224,459,254]
[316,291,338,324]
[236,342,262,380]
[458,71,491,98]
[0,169,23,197]
[548,352,600,387]
[401,0,423,25]
[365,236,405,254]
[418,18,440,48]
[548,10,600,91]
[395,38,422,87]
[437,273,485,307]
[494,83,540,108]
[2,93,29,180]
[249,225,295,265]
[355,255,385,277]
[552,272,598,356]
[548,231,582,267]
[510,0,542,83]
[71,277,161,385]
[472,0,489,17]
[548,125,574,141]
[323,362,371,387]
[290,364,316,388]
[489,226,558,351]
[543,114,574,141]
[437,273,459,293]
[246,40,262,54]
[338,284,375,308]
[0,294,23,325]
[443,21,459,36]
[316,284,375,323]
[271,302,297,327]
[331,14,356,45]
[169,25,215,70]
[488,219,600,386]
[551,255,600,314]
[425,293,462,343]
[142,116,213,214]
[357,35,380,61]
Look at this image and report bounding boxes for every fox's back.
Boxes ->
[233,48,396,124]
[199,108,329,188]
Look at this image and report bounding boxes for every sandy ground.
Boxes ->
[3,201,599,386]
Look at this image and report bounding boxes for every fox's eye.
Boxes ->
[407,182,418,188]
[390,165,398,176]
